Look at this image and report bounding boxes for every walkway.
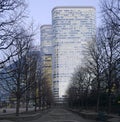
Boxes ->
[0,108,119,122]
[28,108,96,122]
[0,108,34,115]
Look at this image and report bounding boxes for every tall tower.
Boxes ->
[40,25,53,87]
[52,7,96,102]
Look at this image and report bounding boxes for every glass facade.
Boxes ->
[40,25,53,87]
[52,7,96,101]
[41,25,53,55]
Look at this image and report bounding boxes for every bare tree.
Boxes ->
[98,0,120,113]
[100,0,120,37]
[0,26,34,116]
[29,52,53,111]
[24,51,39,112]
[67,67,92,109]
[85,36,105,111]
[35,52,43,110]
[42,74,53,109]
[0,0,27,68]
[99,27,119,112]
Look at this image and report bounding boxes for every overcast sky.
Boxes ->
[28,0,101,45]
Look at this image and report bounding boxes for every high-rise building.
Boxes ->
[41,25,53,55]
[40,7,96,103]
[52,7,96,102]
[40,25,53,87]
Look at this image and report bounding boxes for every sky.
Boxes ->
[28,0,101,45]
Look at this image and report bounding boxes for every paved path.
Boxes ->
[0,108,35,115]
[0,120,13,122]
[27,108,97,122]
[0,108,119,122]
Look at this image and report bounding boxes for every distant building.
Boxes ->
[40,7,96,103]
[52,7,96,102]
[40,25,53,87]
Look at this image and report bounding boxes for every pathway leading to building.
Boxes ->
[0,107,119,122]
[28,108,97,122]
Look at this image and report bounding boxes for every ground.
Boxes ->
[27,108,97,122]
[0,107,119,122]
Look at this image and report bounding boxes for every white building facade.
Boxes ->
[52,7,96,102]
[40,25,53,88]
[40,25,53,55]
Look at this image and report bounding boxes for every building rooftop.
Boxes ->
[52,6,95,12]
[40,25,52,29]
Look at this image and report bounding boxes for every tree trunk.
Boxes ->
[108,89,112,113]
[25,88,30,112]
[38,96,41,110]
[96,92,100,112]
[96,74,100,112]
[107,65,112,113]
[26,98,29,112]
[16,96,20,116]
[85,89,88,110]
[38,81,41,110]
[34,96,37,112]
[34,81,37,112]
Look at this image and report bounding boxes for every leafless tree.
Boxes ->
[0,26,34,116]
[98,27,119,112]
[98,0,120,113]
[25,51,39,112]
[35,53,43,110]
[30,52,53,111]
[100,0,120,37]
[42,74,53,109]
[0,0,27,68]
[85,36,105,111]
[67,67,92,109]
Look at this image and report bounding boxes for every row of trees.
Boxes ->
[0,0,53,116]
[67,0,120,113]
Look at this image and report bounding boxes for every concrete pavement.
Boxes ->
[108,117,120,122]
[27,108,97,122]
[0,108,51,122]
[0,108,35,115]
[0,120,13,122]
[0,107,120,122]
[69,108,120,122]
